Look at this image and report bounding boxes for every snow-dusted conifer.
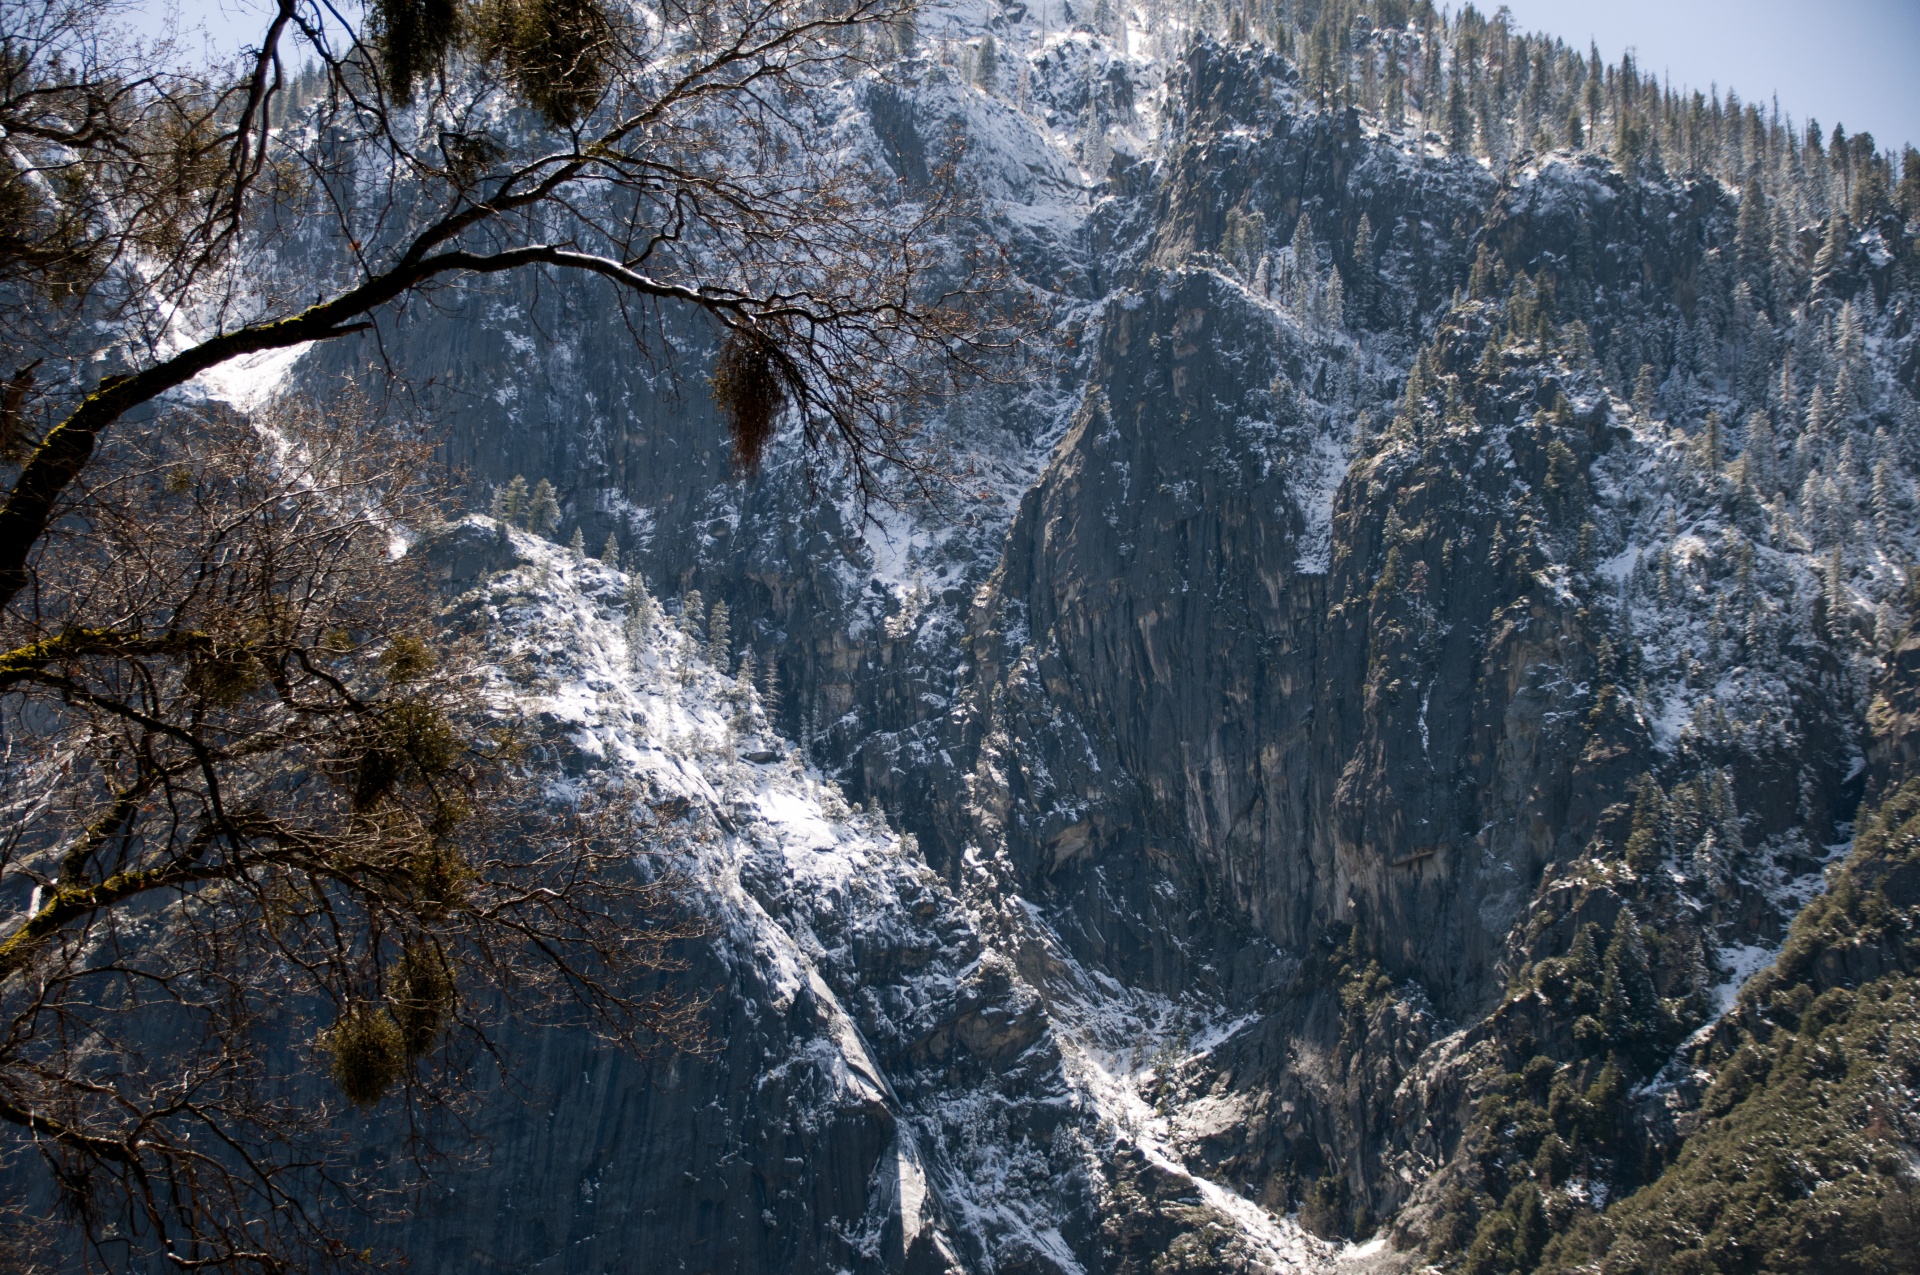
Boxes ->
[623,578,654,669]
[1632,364,1659,419]
[1823,547,1846,632]
[975,35,997,93]
[707,600,731,668]
[1871,459,1897,540]
[761,657,781,715]
[492,475,529,526]
[568,526,585,560]
[624,574,654,631]
[1469,244,1494,299]
[1700,410,1724,473]
[1735,178,1771,294]
[1445,73,1473,155]
[527,480,560,538]
[1771,202,1805,304]
[1348,213,1375,318]
[1708,770,1744,857]
[1563,321,1594,367]
[601,532,620,567]
[1813,209,1850,278]
[1289,214,1317,314]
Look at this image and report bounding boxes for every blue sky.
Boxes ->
[1492,0,1919,154]
[136,0,1919,153]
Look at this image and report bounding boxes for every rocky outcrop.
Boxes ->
[250,23,1918,1275]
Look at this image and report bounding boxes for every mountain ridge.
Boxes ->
[233,5,1920,1269]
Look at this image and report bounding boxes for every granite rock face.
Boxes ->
[266,26,1918,1275]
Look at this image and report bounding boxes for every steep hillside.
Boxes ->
[1533,634,1920,1275]
[383,519,1343,1273]
[221,1,1920,1270]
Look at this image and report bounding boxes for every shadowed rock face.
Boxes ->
[1870,629,1920,802]
[372,957,904,1274]
[101,29,1907,1275]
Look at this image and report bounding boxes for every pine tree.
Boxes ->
[1600,913,1665,1060]
[975,34,997,93]
[1632,364,1659,418]
[1741,313,1778,409]
[1770,202,1805,306]
[1732,180,1770,311]
[491,474,529,526]
[1799,468,1828,544]
[1692,410,1723,473]
[1584,45,1604,142]
[527,479,561,538]
[1807,384,1832,441]
[1349,213,1376,321]
[1420,32,1443,139]
[1624,777,1667,872]
[1545,438,1580,498]
[1812,209,1850,280]
[1469,244,1494,299]
[623,574,656,668]
[761,657,781,715]
[1371,545,1404,601]
[1566,921,1602,987]
[1446,71,1472,155]
[601,532,620,567]
[1325,268,1346,328]
[707,600,731,668]
[1871,459,1896,540]
[568,526,585,560]
[680,589,704,643]
[625,574,654,625]
[1504,1183,1551,1271]
[1289,213,1318,314]
[1833,304,1869,425]
[1564,319,1596,367]
[1477,338,1501,382]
